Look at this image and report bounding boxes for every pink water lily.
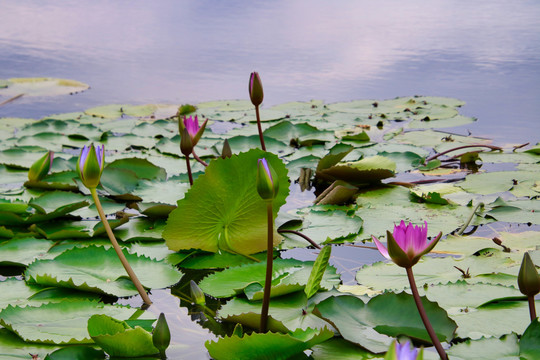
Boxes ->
[181,115,208,147]
[372,221,442,268]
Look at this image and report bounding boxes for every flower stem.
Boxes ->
[255,105,266,151]
[406,267,447,360]
[260,201,273,332]
[528,295,537,321]
[90,188,152,305]
[456,202,484,235]
[277,229,321,249]
[192,149,208,167]
[186,155,193,186]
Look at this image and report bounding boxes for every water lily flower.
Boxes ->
[28,151,53,182]
[77,144,105,189]
[179,115,207,148]
[372,221,442,268]
[249,72,264,106]
[385,340,423,360]
[257,158,278,201]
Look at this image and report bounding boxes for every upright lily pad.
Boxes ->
[163,149,289,255]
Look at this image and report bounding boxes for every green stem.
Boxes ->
[456,202,483,235]
[255,105,266,151]
[90,188,152,305]
[529,295,537,322]
[406,267,447,360]
[186,155,193,186]
[277,229,321,249]
[260,201,273,332]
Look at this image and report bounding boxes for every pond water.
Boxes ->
[2,1,540,358]
[1,0,540,145]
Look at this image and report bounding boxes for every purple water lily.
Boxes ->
[372,220,441,268]
[77,143,105,189]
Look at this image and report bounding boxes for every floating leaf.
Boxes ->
[0,300,152,344]
[25,245,183,297]
[0,77,89,97]
[205,327,333,360]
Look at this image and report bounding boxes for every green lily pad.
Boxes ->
[0,300,152,344]
[0,237,53,266]
[205,327,333,360]
[84,104,157,119]
[316,156,395,185]
[87,314,158,357]
[163,149,289,255]
[25,245,183,297]
[447,334,519,360]
[198,258,340,299]
[0,77,89,97]
[316,292,456,353]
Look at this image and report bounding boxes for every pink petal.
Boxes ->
[372,235,390,260]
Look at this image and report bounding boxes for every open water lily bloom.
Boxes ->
[372,221,442,268]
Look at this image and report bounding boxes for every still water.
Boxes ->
[1,0,540,144]
[1,1,540,357]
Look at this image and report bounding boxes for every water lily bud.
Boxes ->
[518,252,540,297]
[190,280,206,305]
[257,158,278,201]
[77,144,104,189]
[249,72,264,107]
[28,151,53,182]
[221,139,232,159]
[152,313,170,353]
[384,340,423,360]
[180,128,194,156]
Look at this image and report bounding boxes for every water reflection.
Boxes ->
[2,0,539,144]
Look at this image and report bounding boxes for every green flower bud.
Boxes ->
[77,144,104,189]
[221,139,232,159]
[28,151,53,182]
[180,128,194,156]
[190,280,206,305]
[257,158,278,201]
[249,72,264,107]
[518,252,540,297]
[152,313,170,354]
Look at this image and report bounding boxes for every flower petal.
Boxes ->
[372,235,390,260]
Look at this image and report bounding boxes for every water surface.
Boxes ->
[1,0,539,144]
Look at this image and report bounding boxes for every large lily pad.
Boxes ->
[25,245,183,297]
[0,77,89,97]
[0,300,153,344]
[163,149,289,255]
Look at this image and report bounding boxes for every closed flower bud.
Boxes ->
[77,144,104,189]
[257,158,278,201]
[190,280,206,305]
[152,313,171,353]
[249,72,264,107]
[28,151,53,182]
[518,252,540,297]
[180,128,194,156]
[221,139,232,159]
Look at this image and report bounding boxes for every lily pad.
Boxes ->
[163,149,289,255]
[25,245,183,297]
[0,77,89,97]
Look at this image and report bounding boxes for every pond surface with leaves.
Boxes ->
[0,78,539,359]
